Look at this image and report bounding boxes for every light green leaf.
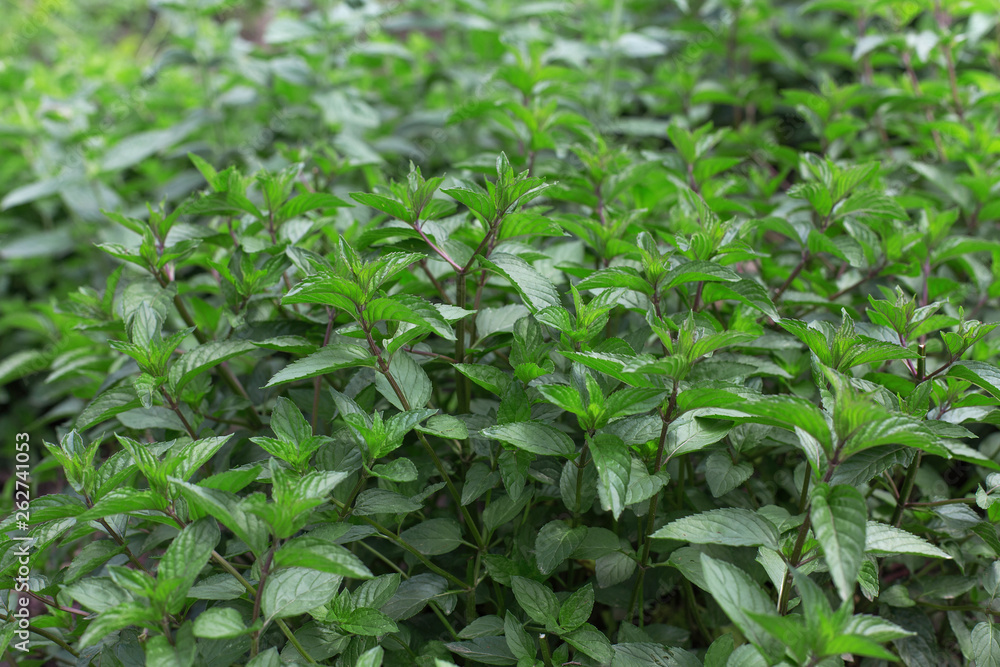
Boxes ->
[261,567,342,622]
[704,451,753,498]
[973,622,1000,667]
[865,521,952,559]
[480,253,560,312]
[376,352,432,410]
[265,345,376,387]
[273,541,373,578]
[589,433,631,519]
[949,361,1000,401]
[700,555,780,660]
[810,483,867,601]
[665,411,733,460]
[534,520,587,575]
[192,607,256,639]
[558,583,594,632]
[480,422,576,458]
[510,576,559,628]
[158,517,220,605]
[562,623,613,663]
[652,508,779,549]
[400,518,464,555]
[338,607,398,636]
[168,340,257,392]
[663,260,741,289]
[357,646,385,667]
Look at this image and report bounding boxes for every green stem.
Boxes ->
[539,633,554,667]
[250,545,275,658]
[311,306,337,434]
[455,272,471,414]
[778,472,813,614]
[892,453,922,527]
[0,613,79,658]
[165,509,315,664]
[95,516,152,575]
[338,504,471,592]
[359,315,485,550]
[628,388,677,623]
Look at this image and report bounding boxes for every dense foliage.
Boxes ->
[4,0,1000,665]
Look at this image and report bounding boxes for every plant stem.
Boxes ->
[774,249,810,300]
[359,315,485,550]
[777,472,813,614]
[162,388,198,439]
[311,306,337,434]
[97,517,152,575]
[892,452,922,526]
[250,545,275,658]
[165,509,315,664]
[628,387,678,622]
[0,612,79,658]
[907,497,975,508]
[455,271,471,414]
[167,287,263,428]
[342,508,471,591]
[539,633,554,667]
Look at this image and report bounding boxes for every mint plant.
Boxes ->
[3,1,1000,666]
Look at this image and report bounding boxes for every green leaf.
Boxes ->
[510,576,559,628]
[534,520,586,575]
[168,340,257,393]
[562,623,613,663]
[76,489,169,521]
[445,637,517,666]
[366,295,455,340]
[417,414,470,439]
[558,583,594,632]
[664,260,741,288]
[652,508,779,549]
[350,192,413,223]
[170,480,270,556]
[264,345,376,387]
[273,541,373,578]
[700,555,780,660]
[246,648,281,667]
[949,361,1000,401]
[158,517,220,607]
[480,253,561,312]
[79,602,161,648]
[353,489,423,515]
[480,422,576,458]
[589,433,631,519]
[665,411,733,460]
[973,622,1000,667]
[192,607,256,639]
[277,192,350,222]
[356,646,386,667]
[577,267,654,295]
[504,612,535,661]
[269,397,311,443]
[865,521,952,558]
[338,607,398,636]
[261,567,342,622]
[64,540,126,584]
[704,451,753,498]
[370,458,418,482]
[400,518,464,555]
[810,483,867,601]
[702,279,780,321]
[453,363,511,395]
[376,352,432,410]
[383,573,448,621]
